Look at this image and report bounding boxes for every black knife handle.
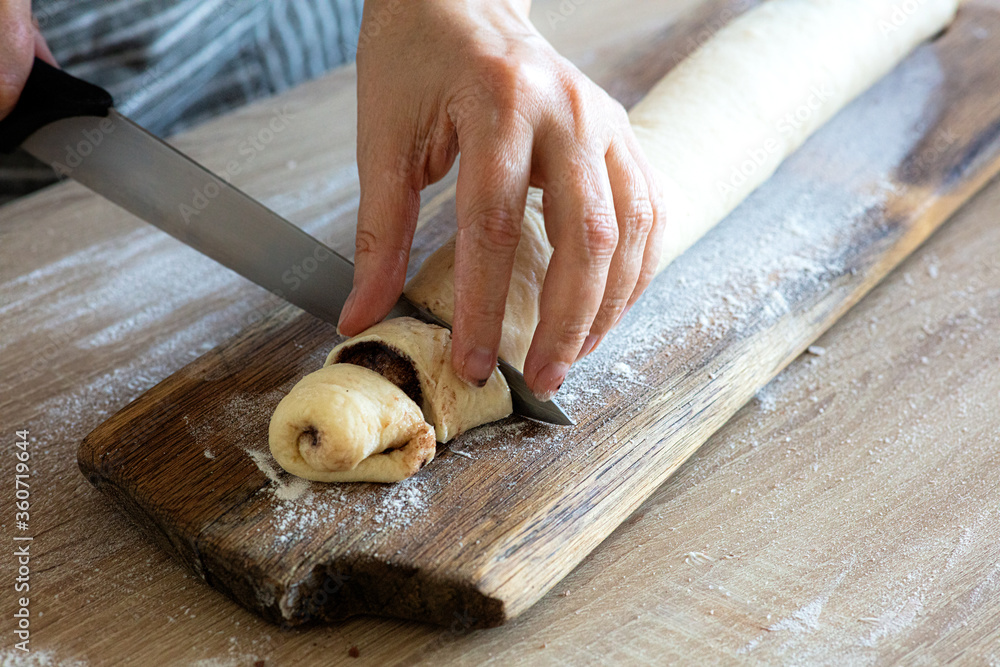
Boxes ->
[0,58,113,154]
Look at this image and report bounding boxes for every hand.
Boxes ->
[0,0,57,120]
[339,0,665,400]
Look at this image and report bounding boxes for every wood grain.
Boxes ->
[74,1,1000,630]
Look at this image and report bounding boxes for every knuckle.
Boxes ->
[600,294,631,320]
[392,149,420,185]
[648,178,666,215]
[622,195,655,237]
[463,297,507,328]
[550,318,592,350]
[590,297,629,334]
[635,259,659,294]
[353,228,380,258]
[480,55,537,110]
[468,206,522,252]
[637,263,657,288]
[354,227,408,270]
[580,209,619,260]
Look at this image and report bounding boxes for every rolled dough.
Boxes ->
[269,0,959,483]
[269,364,436,482]
[326,317,513,442]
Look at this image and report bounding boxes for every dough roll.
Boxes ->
[326,317,513,442]
[630,0,960,270]
[269,364,436,482]
[270,0,959,483]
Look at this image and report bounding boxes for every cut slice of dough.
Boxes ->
[326,317,512,442]
[269,364,436,483]
[270,0,959,483]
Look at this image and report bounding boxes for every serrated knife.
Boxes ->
[0,58,572,426]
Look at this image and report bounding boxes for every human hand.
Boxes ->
[0,0,57,120]
[339,0,665,401]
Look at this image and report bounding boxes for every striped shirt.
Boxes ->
[2,0,364,204]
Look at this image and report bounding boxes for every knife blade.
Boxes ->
[3,59,573,426]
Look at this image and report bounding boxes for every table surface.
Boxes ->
[2,1,998,665]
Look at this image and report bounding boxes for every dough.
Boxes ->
[269,364,436,483]
[629,0,960,271]
[270,0,959,483]
[326,317,513,442]
[405,192,551,369]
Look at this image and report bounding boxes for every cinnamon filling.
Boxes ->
[335,342,423,407]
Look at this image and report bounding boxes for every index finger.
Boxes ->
[337,131,422,337]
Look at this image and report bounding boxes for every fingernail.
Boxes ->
[532,361,570,402]
[336,292,357,336]
[460,346,496,387]
[615,302,634,326]
[576,333,601,361]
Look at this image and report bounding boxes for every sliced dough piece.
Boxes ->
[269,364,436,483]
[327,317,512,442]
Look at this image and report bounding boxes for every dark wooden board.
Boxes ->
[79,2,1000,629]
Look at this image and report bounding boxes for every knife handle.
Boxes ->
[0,58,113,154]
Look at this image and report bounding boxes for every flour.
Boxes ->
[241,436,312,502]
[769,596,826,634]
[188,657,263,667]
[273,476,311,502]
[0,650,87,667]
[678,203,998,667]
[0,219,287,488]
[236,434,433,547]
[861,595,923,647]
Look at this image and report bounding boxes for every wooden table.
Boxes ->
[2,1,998,664]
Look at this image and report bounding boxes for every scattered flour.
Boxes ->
[0,650,87,667]
[236,436,432,547]
[187,657,263,667]
[861,595,924,647]
[769,596,827,634]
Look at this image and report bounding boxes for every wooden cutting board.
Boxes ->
[79,2,1000,629]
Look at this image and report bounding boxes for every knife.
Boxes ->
[1,58,572,426]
